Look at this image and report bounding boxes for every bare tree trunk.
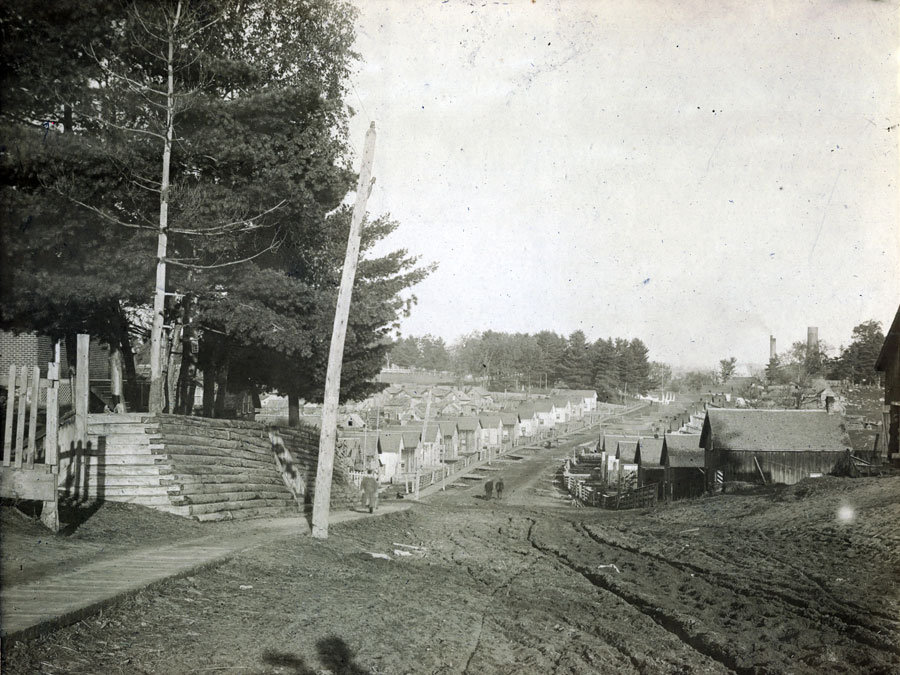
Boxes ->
[214,357,229,418]
[176,294,198,415]
[202,365,216,417]
[288,392,300,427]
[149,1,183,413]
[166,322,182,413]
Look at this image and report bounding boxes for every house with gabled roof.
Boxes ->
[566,396,585,420]
[478,414,503,452]
[573,389,598,412]
[599,434,640,455]
[533,399,555,430]
[377,432,404,482]
[385,428,424,474]
[437,400,464,417]
[516,403,538,439]
[700,408,852,486]
[662,433,705,499]
[437,420,460,461]
[443,416,481,457]
[422,420,444,467]
[499,411,520,448]
[551,396,572,424]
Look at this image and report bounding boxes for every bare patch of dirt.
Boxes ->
[1,500,252,586]
[3,421,898,674]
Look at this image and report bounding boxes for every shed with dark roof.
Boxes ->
[700,409,852,486]
[661,433,705,500]
[636,437,665,498]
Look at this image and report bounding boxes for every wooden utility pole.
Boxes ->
[311,122,377,539]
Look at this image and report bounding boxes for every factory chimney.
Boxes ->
[769,335,776,361]
[807,327,819,354]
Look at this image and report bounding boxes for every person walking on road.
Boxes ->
[495,477,504,500]
[361,470,379,514]
[484,479,494,500]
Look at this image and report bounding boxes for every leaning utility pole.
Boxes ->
[311,122,377,539]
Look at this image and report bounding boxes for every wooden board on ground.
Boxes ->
[0,466,57,502]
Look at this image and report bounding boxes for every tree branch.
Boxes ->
[48,186,156,232]
[166,234,283,269]
[169,200,288,236]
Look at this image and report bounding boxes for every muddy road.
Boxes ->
[5,426,899,674]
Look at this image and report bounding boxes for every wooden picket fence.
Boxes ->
[1,363,61,530]
[0,334,92,531]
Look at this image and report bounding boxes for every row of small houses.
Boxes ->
[344,413,526,483]
[568,408,863,506]
[344,398,601,484]
[362,385,600,428]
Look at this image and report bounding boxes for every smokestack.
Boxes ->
[807,326,818,353]
[769,335,776,360]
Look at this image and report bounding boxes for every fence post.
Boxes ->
[3,365,15,466]
[14,367,27,468]
[26,365,40,468]
[75,334,90,448]
[45,360,59,466]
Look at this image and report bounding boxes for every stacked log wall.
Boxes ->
[74,413,358,521]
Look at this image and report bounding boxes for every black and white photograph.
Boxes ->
[1,0,898,672]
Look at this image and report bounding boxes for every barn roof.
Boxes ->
[616,440,639,463]
[699,409,851,452]
[875,304,900,371]
[636,437,664,466]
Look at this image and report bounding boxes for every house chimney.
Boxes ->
[807,326,818,353]
[769,335,776,360]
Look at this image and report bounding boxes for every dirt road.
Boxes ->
[4,425,899,674]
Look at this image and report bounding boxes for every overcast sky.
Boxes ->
[346,0,898,368]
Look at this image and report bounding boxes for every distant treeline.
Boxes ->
[387,330,660,400]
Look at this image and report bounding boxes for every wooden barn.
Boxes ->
[875,304,900,464]
[635,436,665,499]
[700,409,852,486]
[661,433,706,500]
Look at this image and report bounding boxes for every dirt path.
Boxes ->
[4,421,899,674]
